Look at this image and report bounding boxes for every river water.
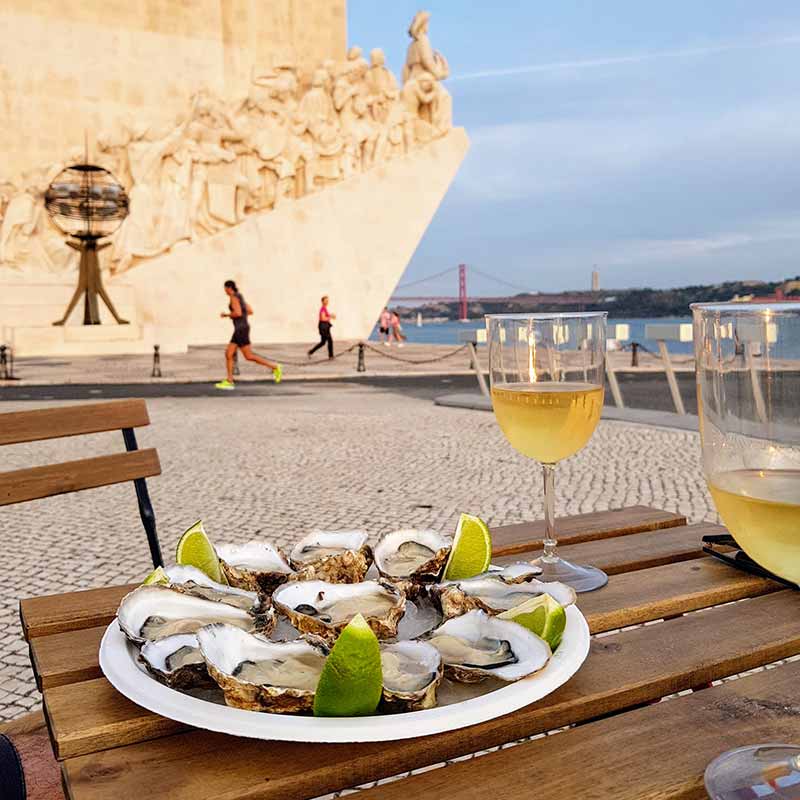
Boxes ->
[370,317,695,354]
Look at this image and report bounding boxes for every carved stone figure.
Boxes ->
[1,13,457,276]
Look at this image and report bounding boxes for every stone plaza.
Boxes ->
[0,384,715,721]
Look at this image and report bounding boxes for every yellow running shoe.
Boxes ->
[215,379,235,390]
[273,364,283,384]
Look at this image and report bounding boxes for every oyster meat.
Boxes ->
[427,610,551,683]
[289,531,372,583]
[380,640,442,712]
[216,541,294,595]
[139,633,212,690]
[373,529,451,583]
[434,574,576,619]
[117,584,273,645]
[197,623,328,713]
[272,579,406,642]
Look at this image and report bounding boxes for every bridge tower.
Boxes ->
[458,263,468,321]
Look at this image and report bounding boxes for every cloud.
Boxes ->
[452,35,800,82]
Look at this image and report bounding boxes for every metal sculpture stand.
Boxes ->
[53,239,129,326]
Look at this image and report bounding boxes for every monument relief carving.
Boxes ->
[0,11,454,278]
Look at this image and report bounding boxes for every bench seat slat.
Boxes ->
[0,450,161,507]
[0,400,150,446]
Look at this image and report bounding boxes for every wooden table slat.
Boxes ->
[30,558,777,692]
[356,658,800,800]
[491,505,687,556]
[52,589,800,784]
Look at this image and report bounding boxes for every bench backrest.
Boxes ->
[0,399,160,507]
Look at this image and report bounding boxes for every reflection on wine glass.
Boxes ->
[694,302,800,794]
[693,302,800,583]
[486,312,608,592]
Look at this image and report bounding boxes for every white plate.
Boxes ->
[99,605,590,743]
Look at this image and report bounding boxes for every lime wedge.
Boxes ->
[175,520,226,584]
[142,566,169,586]
[442,513,492,581]
[498,593,567,651]
[313,614,383,717]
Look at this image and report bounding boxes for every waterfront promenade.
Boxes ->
[0,382,714,721]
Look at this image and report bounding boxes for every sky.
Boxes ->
[348,1,800,295]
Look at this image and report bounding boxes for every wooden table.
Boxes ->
[19,506,800,800]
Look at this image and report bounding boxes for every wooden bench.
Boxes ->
[0,399,164,567]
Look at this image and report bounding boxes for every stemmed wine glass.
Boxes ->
[694,302,800,798]
[486,312,608,592]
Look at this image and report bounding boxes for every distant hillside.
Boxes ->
[398,277,800,320]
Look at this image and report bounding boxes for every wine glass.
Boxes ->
[486,312,608,592]
[694,302,800,795]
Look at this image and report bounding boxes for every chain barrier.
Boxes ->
[361,342,470,364]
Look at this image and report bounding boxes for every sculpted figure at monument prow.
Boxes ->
[0,10,454,277]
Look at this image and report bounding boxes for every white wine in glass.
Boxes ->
[487,313,608,592]
[695,302,800,795]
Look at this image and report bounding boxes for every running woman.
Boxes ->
[307,294,336,359]
[215,280,282,390]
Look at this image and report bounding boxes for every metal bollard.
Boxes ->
[151,345,162,378]
[356,342,366,372]
[0,344,17,380]
[630,342,639,368]
[233,350,240,376]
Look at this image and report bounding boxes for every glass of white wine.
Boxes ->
[486,312,608,592]
[693,302,800,583]
[695,302,800,797]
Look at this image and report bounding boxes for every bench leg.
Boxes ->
[657,340,686,415]
[467,343,490,398]
[122,428,164,568]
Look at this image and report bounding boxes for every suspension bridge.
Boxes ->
[390,264,599,319]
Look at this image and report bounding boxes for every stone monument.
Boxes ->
[0,4,469,356]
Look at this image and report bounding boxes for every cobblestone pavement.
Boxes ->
[0,385,715,720]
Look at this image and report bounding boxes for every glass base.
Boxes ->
[705,744,800,799]
[532,556,608,592]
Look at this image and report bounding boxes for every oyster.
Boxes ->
[434,574,576,619]
[197,623,328,713]
[373,529,451,583]
[216,541,295,595]
[427,610,551,683]
[139,633,213,690]
[164,565,269,617]
[288,530,372,583]
[117,584,273,645]
[380,640,442,712]
[272,579,406,642]
[490,562,543,583]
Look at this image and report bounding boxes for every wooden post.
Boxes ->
[744,342,768,424]
[468,342,490,398]
[657,340,686,415]
[606,363,624,408]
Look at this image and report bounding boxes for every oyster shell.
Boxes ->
[373,529,451,583]
[434,574,576,619]
[380,640,442,712]
[288,531,372,583]
[216,541,295,595]
[117,584,273,645]
[272,579,406,642]
[197,623,328,713]
[427,609,551,683]
[490,562,543,583]
[164,565,269,617]
[139,633,213,690]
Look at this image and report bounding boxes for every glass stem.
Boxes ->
[542,462,557,562]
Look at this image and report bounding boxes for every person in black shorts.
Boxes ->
[215,280,282,389]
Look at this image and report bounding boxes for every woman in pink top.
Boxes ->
[308,294,337,359]
[378,307,392,345]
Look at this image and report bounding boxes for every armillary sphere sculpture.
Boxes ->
[45,164,130,325]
